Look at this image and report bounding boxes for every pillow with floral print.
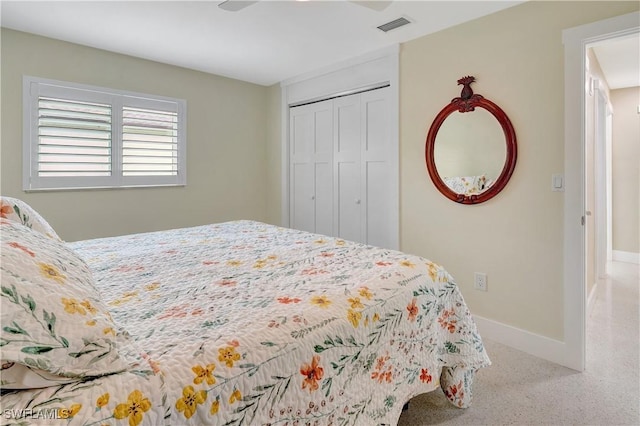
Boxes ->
[1,361,77,389]
[0,196,62,241]
[0,220,143,382]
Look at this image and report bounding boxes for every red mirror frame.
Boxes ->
[425,76,517,204]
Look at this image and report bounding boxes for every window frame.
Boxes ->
[23,76,187,191]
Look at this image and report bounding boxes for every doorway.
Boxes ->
[562,11,639,372]
[586,33,639,306]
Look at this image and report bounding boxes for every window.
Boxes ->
[23,76,186,191]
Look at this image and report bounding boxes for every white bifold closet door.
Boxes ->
[289,86,392,248]
[289,99,334,236]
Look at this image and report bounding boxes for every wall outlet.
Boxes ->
[474,272,488,291]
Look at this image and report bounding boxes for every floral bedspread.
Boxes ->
[2,221,490,425]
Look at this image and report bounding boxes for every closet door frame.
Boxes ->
[280,45,400,250]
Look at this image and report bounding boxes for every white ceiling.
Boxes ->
[0,0,525,86]
[592,34,640,90]
[2,1,636,88]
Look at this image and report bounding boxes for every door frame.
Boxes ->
[279,45,400,250]
[562,11,639,371]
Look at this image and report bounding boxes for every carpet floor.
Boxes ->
[398,261,639,426]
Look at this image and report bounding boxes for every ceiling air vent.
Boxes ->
[377,17,411,33]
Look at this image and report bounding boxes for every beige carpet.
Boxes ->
[398,261,639,426]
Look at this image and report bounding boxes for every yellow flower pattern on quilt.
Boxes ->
[175,386,207,420]
[310,295,332,308]
[218,346,241,368]
[2,220,489,426]
[38,262,65,284]
[114,390,151,426]
[192,364,216,385]
[96,393,109,409]
[228,389,242,404]
[62,298,87,315]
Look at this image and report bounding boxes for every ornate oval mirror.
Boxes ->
[425,76,517,204]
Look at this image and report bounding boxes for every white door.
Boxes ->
[334,87,392,246]
[595,89,612,278]
[360,87,392,248]
[334,95,362,243]
[289,100,333,235]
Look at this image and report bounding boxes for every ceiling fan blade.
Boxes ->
[218,0,259,12]
[350,1,393,12]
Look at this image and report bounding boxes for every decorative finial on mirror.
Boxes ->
[453,76,483,113]
[457,76,476,100]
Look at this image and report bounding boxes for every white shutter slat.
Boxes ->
[39,171,111,177]
[37,96,112,178]
[39,155,110,163]
[122,106,178,177]
[39,163,111,171]
[39,146,110,155]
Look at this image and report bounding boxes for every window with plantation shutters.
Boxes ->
[23,76,186,190]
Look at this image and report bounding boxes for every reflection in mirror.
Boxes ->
[434,108,506,195]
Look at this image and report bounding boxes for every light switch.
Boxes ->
[552,174,564,192]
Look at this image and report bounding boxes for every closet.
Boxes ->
[288,86,394,249]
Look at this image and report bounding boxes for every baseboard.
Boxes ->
[473,315,570,369]
[612,250,640,264]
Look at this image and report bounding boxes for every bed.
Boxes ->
[0,197,490,425]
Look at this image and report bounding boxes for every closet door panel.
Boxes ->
[337,162,361,242]
[334,96,362,242]
[361,88,391,162]
[289,100,333,235]
[363,95,388,153]
[335,101,360,153]
[290,108,313,233]
[360,88,391,247]
[314,108,333,155]
[313,105,334,236]
[365,161,390,248]
[315,162,333,236]
[291,163,314,233]
[291,112,313,156]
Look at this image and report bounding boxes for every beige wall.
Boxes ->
[611,87,640,254]
[1,29,269,241]
[265,84,282,226]
[400,1,638,340]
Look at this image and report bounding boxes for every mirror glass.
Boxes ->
[433,108,506,196]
